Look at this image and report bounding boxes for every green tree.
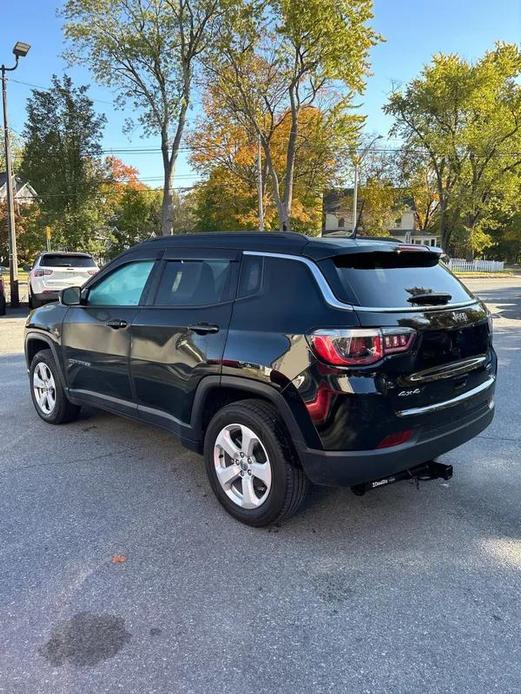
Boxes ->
[346,145,402,235]
[398,150,439,232]
[205,0,380,230]
[106,187,162,258]
[385,43,521,252]
[62,0,235,235]
[0,130,24,172]
[19,74,106,253]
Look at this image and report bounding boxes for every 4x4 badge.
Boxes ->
[398,388,421,397]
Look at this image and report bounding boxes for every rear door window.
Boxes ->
[322,251,474,307]
[154,260,232,306]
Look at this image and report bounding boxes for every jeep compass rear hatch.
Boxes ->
[316,245,493,418]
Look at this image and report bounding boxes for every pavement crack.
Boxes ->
[0,447,141,476]
[477,433,521,443]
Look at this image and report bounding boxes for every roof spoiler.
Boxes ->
[305,239,443,262]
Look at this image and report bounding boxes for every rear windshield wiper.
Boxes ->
[407,292,452,305]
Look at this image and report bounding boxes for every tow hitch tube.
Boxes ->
[351,461,453,496]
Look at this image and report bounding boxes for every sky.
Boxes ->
[1,0,520,187]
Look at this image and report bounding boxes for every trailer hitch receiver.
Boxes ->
[351,461,453,496]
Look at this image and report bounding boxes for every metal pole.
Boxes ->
[351,135,382,238]
[351,161,359,235]
[257,134,264,231]
[1,67,19,307]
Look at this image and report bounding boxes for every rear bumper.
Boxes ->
[299,397,495,487]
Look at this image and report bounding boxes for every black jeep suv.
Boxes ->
[25,232,496,526]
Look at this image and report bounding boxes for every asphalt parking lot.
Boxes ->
[1,277,520,694]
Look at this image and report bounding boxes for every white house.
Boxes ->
[0,173,38,206]
[323,188,439,246]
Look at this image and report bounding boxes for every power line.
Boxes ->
[9,77,114,106]
[14,186,195,201]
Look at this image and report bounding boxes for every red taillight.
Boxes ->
[308,328,415,366]
[377,430,413,449]
[311,330,383,366]
[33,269,53,277]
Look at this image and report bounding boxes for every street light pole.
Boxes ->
[351,134,383,238]
[2,67,19,307]
[1,42,30,308]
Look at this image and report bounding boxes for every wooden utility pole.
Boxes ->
[257,135,264,231]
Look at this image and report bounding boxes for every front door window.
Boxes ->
[88,261,154,306]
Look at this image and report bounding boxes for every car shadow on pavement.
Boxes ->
[0,306,30,320]
[476,286,521,321]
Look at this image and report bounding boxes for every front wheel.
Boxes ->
[204,399,309,527]
[30,349,80,424]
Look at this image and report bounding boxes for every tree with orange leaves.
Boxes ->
[189,89,354,232]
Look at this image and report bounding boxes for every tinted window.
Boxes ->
[231,256,328,333]
[325,251,473,307]
[88,261,154,306]
[238,255,264,298]
[40,254,96,268]
[155,260,231,306]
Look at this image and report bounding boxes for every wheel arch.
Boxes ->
[25,332,67,390]
[190,375,321,455]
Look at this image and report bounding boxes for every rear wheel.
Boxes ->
[30,349,80,424]
[204,399,309,526]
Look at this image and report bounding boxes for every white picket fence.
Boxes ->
[447,258,504,273]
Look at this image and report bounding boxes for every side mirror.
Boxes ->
[60,286,82,306]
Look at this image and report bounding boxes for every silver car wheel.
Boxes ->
[33,362,57,415]
[213,423,272,509]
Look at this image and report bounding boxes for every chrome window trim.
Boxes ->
[396,377,495,417]
[243,251,479,313]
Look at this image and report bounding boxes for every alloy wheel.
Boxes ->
[33,362,56,415]
[213,423,272,509]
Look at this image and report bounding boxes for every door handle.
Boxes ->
[187,322,220,335]
[106,319,128,329]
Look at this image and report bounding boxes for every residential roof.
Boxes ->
[0,173,37,199]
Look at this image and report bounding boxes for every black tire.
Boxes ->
[204,399,309,527]
[29,291,41,309]
[30,349,80,424]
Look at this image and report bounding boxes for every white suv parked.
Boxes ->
[29,252,99,308]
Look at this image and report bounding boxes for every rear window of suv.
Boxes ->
[321,251,474,307]
[39,254,96,268]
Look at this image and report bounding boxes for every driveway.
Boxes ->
[0,278,520,694]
